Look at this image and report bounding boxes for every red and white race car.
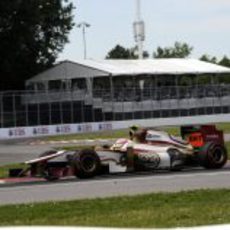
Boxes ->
[10,125,228,181]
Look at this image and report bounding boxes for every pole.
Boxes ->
[77,22,90,59]
[137,33,143,60]
[82,26,87,59]
[133,0,145,59]
[136,0,142,59]
[136,0,140,21]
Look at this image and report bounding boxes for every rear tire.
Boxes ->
[72,149,101,179]
[198,143,227,169]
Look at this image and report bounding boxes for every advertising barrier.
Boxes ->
[0,114,230,140]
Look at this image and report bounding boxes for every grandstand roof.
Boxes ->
[78,58,230,75]
[27,58,230,83]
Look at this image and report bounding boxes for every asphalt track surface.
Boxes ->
[1,168,230,205]
[0,138,114,165]
[0,134,230,205]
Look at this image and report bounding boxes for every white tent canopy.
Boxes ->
[27,58,230,84]
[77,58,230,75]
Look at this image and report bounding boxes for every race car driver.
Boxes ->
[129,125,147,143]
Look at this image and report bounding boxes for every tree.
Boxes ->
[199,54,230,67]
[106,45,134,59]
[153,42,193,58]
[106,44,149,59]
[219,56,230,67]
[200,54,217,64]
[0,0,74,90]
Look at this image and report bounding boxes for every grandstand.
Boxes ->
[1,58,230,128]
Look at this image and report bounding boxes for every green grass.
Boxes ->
[225,142,230,160]
[56,145,94,151]
[39,122,230,141]
[44,129,129,141]
[216,123,230,134]
[1,189,230,227]
[43,127,179,141]
[0,163,27,179]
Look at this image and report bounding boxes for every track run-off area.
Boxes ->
[1,168,230,205]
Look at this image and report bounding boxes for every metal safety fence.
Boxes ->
[0,84,230,128]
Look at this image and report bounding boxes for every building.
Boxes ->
[1,58,230,128]
[26,58,230,95]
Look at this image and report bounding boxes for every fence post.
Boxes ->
[81,94,84,123]
[37,95,40,126]
[0,93,3,128]
[60,99,63,124]
[70,90,74,124]
[13,93,17,127]
[102,89,105,122]
[25,93,29,126]
[48,92,52,125]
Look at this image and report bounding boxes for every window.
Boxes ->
[37,82,45,91]
[48,80,62,91]
[93,77,111,98]
[26,83,35,91]
[72,78,87,90]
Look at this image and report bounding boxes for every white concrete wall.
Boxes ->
[1,114,230,140]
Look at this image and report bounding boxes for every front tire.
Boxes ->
[72,149,101,179]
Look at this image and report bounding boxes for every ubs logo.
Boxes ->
[8,128,25,137]
[99,123,112,131]
[33,127,49,135]
[56,125,71,133]
[77,124,92,132]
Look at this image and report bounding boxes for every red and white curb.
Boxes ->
[0,177,45,185]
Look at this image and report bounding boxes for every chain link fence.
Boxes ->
[0,84,230,128]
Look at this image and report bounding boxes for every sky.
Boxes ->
[58,0,230,61]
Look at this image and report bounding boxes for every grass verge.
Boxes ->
[38,126,183,141]
[0,163,27,179]
[44,129,130,141]
[0,189,230,227]
[40,122,230,141]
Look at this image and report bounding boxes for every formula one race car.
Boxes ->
[9,125,228,181]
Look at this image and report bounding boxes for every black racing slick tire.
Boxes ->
[72,149,101,179]
[198,143,227,169]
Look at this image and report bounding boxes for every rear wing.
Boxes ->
[181,125,224,148]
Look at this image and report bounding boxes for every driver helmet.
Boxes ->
[129,125,147,142]
[129,125,139,140]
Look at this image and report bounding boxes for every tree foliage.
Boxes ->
[200,55,230,67]
[200,54,217,64]
[0,0,74,90]
[217,56,230,67]
[106,42,230,70]
[153,42,193,58]
[106,44,149,59]
[106,45,135,59]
